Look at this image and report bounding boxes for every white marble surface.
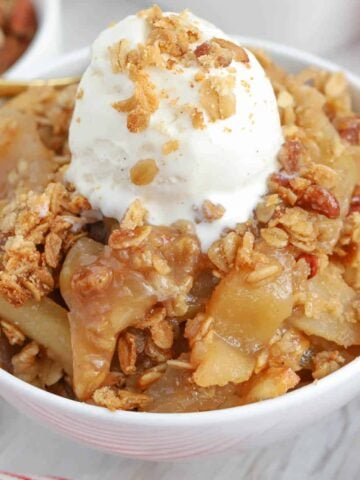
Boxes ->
[2,1,360,478]
[1,395,360,479]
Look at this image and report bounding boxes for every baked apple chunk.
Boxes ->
[187,246,294,387]
[60,226,201,400]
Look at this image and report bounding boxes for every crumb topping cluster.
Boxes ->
[0,183,91,306]
[109,5,249,132]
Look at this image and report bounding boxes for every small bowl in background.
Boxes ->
[6,0,62,78]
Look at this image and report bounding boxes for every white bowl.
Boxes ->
[1,39,360,461]
[5,0,61,78]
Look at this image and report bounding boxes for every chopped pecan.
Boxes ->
[296,185,340,219]
[334,116,360,145]
[270,171,293,189]
[212,38,249,63]
[194,40,232,68]
[269,172,298,205]
[194,42,211,58]
[298,253,318,279]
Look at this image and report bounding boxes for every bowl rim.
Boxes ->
[2,358,360,426]
[2,36,360,426]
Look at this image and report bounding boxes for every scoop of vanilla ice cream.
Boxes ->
[68,8,283,249]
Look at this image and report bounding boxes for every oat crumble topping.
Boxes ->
[108,6,248,134]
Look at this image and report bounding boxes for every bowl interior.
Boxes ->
[1,38,360,426]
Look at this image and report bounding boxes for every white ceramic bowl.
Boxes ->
[1,39,360,461]
[6,0,61,78]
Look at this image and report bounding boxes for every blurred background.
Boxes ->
[61,0,360,55]
[2,0,360,77]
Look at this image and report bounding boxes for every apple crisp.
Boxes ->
[1,48,360,413]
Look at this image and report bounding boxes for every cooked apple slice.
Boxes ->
[0,295,72,374]
[238,367,300,405]
[209,261,294,348]
[60,229,200,400]
[189,249,294,387]
[192,332,255,387]
[60,237,156,400]
[289,263,360,347]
